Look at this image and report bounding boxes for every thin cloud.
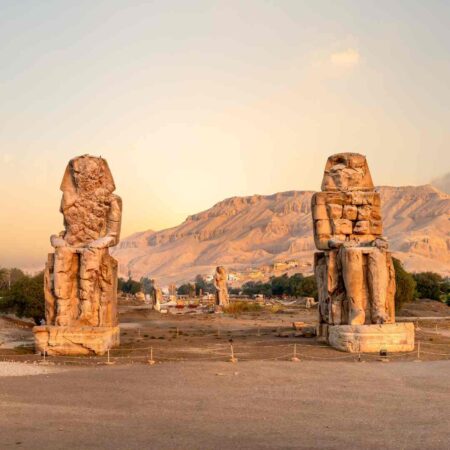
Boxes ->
[330,48,360,68]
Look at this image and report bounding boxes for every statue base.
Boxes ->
[320,323,415,353]
[33,326,120,356]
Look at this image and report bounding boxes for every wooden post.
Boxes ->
[148,347,155,365]
[229,343,238,363]
[291,343,300,362]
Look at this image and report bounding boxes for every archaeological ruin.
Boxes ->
[312,153,415,352]
[214,266,230,311]
[33,155,122,355]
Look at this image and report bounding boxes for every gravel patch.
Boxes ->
[0,362,60,377]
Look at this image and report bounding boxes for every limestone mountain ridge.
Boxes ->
[112,185,450,285]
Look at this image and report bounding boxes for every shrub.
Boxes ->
[0,267,26,292]
[0,272,45,324]
[118,277,141,294]
[297,275,318,300]
[241,273,318,300]
[413,272,446,301]
[392,258,416,312]
[223,301,262,314]
[177,283,195,296]
[241,281,272,297]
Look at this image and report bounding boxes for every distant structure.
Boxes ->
[151,279,163,311]
[33,155,122,355]
[214,266,229,311]
[312,153,414,352]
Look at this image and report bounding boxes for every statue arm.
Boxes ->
[50,195,71,248]
[89,195,122,249]
[107,194,122,246]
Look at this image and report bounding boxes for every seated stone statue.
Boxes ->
[312,153,395,327]
[45,155,122,328]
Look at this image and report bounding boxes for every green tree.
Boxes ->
[140,277,154,295]
[393,258,416,312]
[0,267,26,292]
[118,277,141,294]
[288,273,305,297]
[194,275,215,295]
[0,272,45,324]
[270,274,290,297]
[177,283,195,296]
[241,281,272,297]
[413,272,444,301]
[298,275,318,300]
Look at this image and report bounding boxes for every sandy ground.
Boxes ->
[0,362,61,377]
[0,360,449,450]
[0,301,449,448]
[1,300,450,364]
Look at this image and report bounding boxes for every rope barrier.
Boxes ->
[2,328,450,364]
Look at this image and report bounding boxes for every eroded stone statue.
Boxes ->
[151,279,163,311]
[33,155,122,355]
[312,153,414,352]
[214,266,229,311]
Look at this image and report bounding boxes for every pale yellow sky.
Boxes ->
[1,1,449,269]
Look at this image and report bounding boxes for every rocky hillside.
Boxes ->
[112,185,450,285]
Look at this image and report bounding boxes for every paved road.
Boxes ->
[1,361,449,449]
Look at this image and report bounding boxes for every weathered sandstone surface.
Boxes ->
[312,152,414,353]
[34,155,122,355]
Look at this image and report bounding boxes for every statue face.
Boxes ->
[322,153,374,191]
[72,157,104,193]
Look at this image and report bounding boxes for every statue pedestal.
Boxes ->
[324,323,415,353]
[33,326,120,356]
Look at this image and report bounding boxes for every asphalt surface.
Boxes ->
[1,361,449,449]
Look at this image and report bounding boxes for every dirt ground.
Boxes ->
[1,300,450,364]
[0,360,449,449]
[0,300,449,449]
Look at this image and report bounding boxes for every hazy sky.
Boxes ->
[1,0,449,269]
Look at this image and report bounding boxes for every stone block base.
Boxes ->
[33,326,120,356]
[327,323,415,353]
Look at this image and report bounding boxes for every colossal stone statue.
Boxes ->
[33,155,122,355]
[214,266,229,311]
[312,153,414,352]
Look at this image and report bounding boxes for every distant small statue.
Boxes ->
[151,279,163,310]
[214,266,229,310]
[34,155,122,355]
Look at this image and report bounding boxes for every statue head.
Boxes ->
[216,266,226,276]
[321,153,374,192]
[60,155,116,195]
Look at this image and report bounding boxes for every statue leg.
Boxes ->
[79,248,103,326]
[367,249,389,324]
[54,247,76,326]
[221,289,230,307]
[341,247,365,325]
